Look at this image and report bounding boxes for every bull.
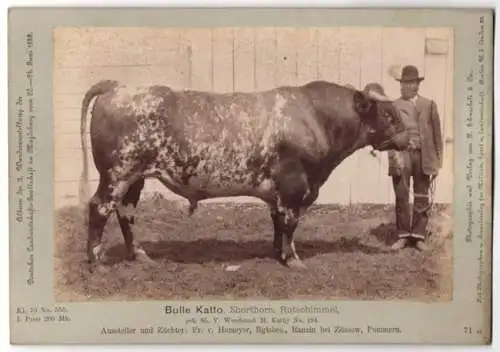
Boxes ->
[79,79,409,269]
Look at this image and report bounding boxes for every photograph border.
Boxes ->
[8,7,494,345]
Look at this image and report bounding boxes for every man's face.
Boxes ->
[400,80,420,99]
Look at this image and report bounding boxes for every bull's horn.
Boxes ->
[366,89,392,102]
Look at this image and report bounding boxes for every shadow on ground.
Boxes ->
[104,237,386,266]
[370,222,400,246]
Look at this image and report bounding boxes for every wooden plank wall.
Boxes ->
[53,27,454,208]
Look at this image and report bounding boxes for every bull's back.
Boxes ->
[171,89,277,145]
[87,83,329,196]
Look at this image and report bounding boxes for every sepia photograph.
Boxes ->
[52,26,454,303]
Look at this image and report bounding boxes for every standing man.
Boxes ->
[389,65,444,251]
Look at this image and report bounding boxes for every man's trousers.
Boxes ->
[391,149,431,240]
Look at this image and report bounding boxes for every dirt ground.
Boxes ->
[54,195,453,302]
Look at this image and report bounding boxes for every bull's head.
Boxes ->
[353,83,409,151]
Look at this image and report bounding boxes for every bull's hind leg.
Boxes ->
[115,177,151,262]
[87,176,113,264]
[87,173,141,264]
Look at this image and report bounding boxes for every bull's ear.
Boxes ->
[353,91,373,115]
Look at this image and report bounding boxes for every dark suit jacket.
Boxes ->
[388,95,444,176]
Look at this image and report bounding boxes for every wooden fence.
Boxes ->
[54,27,454,208]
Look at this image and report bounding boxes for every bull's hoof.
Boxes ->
[136,254,155,264]
[134,249,155,264]
[125,253,136,262]
[126,253,154,263]
[87,261,96,273]
[285,257,307,270]
[274,250,282,262]
[87,258,103,274]
[87,244,104,265]
[187,200,198,216]
[125,246,154,264]
[275,251,307,269]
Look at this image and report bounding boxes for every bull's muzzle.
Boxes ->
[391,130,410,150]
[372,129,409,151]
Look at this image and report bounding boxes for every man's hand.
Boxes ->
[408,139,418,150]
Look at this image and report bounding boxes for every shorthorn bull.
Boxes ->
[79,80,409,269]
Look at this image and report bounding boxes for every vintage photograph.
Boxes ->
[53,26,454,302]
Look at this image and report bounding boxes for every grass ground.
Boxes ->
[54,195,453,302]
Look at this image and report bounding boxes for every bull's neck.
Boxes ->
[314,118,368,187]
[327,138,366,170]
[300,80,370,186]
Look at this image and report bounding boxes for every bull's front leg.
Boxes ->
[268,201,304,268]
[267,203,283,260]
[270,157,313,269]
[275,205,306,269]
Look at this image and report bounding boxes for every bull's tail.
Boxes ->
[79,80,119,206]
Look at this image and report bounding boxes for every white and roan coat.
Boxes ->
[80,79,409,269]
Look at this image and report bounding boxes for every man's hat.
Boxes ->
[396,65,424,82]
